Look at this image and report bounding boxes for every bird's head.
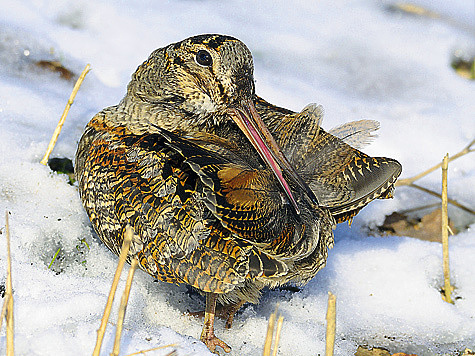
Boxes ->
[120,34,315,214]
[123,34,255,130]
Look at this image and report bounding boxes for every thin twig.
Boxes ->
[448,226,455,236]
[408,183,475,216]
[272,315,284,356]
[40,63,91,165]
[4,211,14,355]
[263,305,284,356]
[389,2,475,34]
[111,258,139,356]
[399,202,441,215]
[123,344,178,356]
[396,138,475,187]
[441,154,453,304]
[325,292,336,356]
[0,216,11,332]
[93,225,134,356]
[263,306,277,356]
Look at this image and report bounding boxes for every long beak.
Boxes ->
[228,100,319,215]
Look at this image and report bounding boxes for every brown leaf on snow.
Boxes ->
[355,346,391,356]
[355,346,419,356]
[377,208,457,242]
[35,60,75,80]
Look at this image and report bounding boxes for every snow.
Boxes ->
[0,0,474,355]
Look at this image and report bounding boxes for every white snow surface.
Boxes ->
[0,0,474,355]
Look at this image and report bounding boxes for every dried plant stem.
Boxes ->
[396,138,475,187]
[395,139,475,217]
[391,3,440,18]
[325,292,336,356]
[123,344,178,356]
[263,305,284,356]
[93,225,134,356]
[2,211,14,356]
[441,154,453,304]
[399,202,441,215]
[408,183,475,216]
[263,307,276,356]
[40,63,91,166]
[272,315,284,356]
[111,258,139,356]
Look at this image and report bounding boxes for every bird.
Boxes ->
[75,34,401,353]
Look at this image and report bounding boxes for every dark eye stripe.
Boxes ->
[195,50,213,66]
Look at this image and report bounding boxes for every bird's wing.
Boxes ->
[156,127,298,245]
[328,119,380,149]
[256,98,402,222]
[80,120,291,294]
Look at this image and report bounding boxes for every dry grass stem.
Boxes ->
[272,315,284,356]
[3,211,15,356]
[93,225,134,356]
[395,139,475,217]
[123,344,178,356]
[0,217,11,332]
[111,258,139,356]
[390,2,474,34]
[441,154,453,304]
[391,3,440,18]
[408,183,475,216]
[0,213,14,354]
[396,138,475,187]
[40,63,91,166]
[0,251,8,334]
[262,306,284,356]
[325,292,336,356]
[448,226,455,236]
[399,202,441,215]
[263,307,277,356]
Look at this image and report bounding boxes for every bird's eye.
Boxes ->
[195,50,213,67]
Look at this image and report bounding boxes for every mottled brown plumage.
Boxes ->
[75,34,401,353]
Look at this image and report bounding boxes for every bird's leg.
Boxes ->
[224,299,246,329]
[200,292,231,354]
[190,299,246,329]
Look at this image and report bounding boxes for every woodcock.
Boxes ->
[75,34,401,353]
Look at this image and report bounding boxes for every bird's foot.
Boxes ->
[199,293,232,353]
[200,332,231,354]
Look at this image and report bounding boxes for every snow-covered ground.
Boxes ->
[0,1,474,355]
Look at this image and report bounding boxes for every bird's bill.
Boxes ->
[228,100,301,214]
